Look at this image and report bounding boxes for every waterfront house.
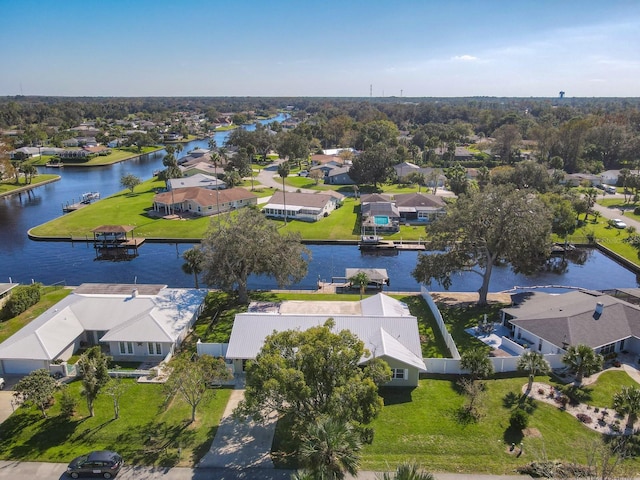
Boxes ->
[394,192,446,223]
[500,290,640,357]
[167,173,226,191]
[0,284,206,375]
[153,186,257,216]
[262,191,344,222]
[225,293,425,387]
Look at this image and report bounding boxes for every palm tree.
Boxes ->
[381,461,435,480]
[208,138,222,221]
[181,247,204,289]
[460,347,494,381]
[297,417,361,480]
[348,271,370,300]
[562,344,603,383]
[277,161,290,224]
[613,386,640,433]
[517,351,551,392]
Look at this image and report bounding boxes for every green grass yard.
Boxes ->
[359,375,613,473]
[0,379,231,467]
[0,175,60,196]
[0,286,71,342]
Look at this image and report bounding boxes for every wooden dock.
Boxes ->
[62,202,88,213]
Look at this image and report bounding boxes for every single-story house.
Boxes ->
[500,290,640,357]
[360,196,400,233]
[262,191,344,222]
[10,147,41,159]
[0,284,207,374]
[325,166,354,185]
[180,162,221,177]
[564,173,602,187]
[434,146,474,161]
[225,293,426,386]
[168,173,226,191]
[153,187,258,216]
[394,192,446,223]
[393,162,445,187]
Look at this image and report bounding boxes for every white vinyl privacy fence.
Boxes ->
[421,286,460,359]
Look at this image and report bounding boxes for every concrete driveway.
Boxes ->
[0,391,16,424]
[198,389,278,469]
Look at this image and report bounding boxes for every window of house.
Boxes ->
[599,343,616,355]
[119,341,133,355]
[148,342,162,355]
[391,368,407,380]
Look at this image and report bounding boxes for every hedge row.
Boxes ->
[3,283,41,318]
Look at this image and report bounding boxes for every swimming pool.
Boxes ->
[374,215,389,225]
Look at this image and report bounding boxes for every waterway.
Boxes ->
[0,113,638,292]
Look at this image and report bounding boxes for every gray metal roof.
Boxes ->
[0,285,206,361]
[226,314,425,370]
[226,295,422,370]
[504,290,640,349]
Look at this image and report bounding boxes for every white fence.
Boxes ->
[421,286,460,359]
[424,354,565,375]
[196,341,228,358]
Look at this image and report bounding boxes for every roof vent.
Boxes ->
[595,302,604,315]
[132,288,138,298]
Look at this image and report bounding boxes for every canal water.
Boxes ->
[0,113,638,292]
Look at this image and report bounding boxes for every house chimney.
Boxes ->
[132,288,138,298]
[595,302,604,315]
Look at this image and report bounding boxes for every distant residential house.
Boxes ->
[262,191,344,222]
[360,192,446,231]
[163,133,184,142]
[153,187,257,216]
[564,173,602,187]
[393,162,445,187]
[59,149,91,159]
[326,166,354,185]
[10,146,41,159]
[225,293,425,386]
[500,290,640,357]
[83,145,111,155]
[180,162,221,177]
[168,173,226,191]
[0,284,206,374]
[107,138,127,148]
[394,192,446,223]
[62,138,80,147]
[311,154,343,166]
[434,146,474,162]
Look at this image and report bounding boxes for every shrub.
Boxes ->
[576,413,592,424]
[3,283,41,318]
[59,388,78,418]
[510,408,529,430]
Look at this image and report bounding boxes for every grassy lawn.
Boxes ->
[360,375,632,474]
[0,174,60,195]
[0,379,231,467]
[559,370,639,409]
[29,178,214,239]
[0,286,71,342]
[55,147,164,167]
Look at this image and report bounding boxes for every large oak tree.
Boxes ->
[200,207,310,303]
[412,185,552,306]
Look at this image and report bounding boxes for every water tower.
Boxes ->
[559,91,565,99]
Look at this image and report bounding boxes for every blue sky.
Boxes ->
[2,0,640,97]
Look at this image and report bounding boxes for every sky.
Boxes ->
[1,0,640,98]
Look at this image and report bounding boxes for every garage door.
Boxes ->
[1,359,48,375]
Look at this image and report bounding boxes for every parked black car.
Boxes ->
[67,451,123,478]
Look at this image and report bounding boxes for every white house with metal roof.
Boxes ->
[225,293,425,386]
[0,284,206,375]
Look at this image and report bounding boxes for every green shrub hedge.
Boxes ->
[3,283,41,318]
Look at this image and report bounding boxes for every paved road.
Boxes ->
[593,193,640,230]
[0,461,533,480]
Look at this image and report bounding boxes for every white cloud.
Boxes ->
[452,55,477,61]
